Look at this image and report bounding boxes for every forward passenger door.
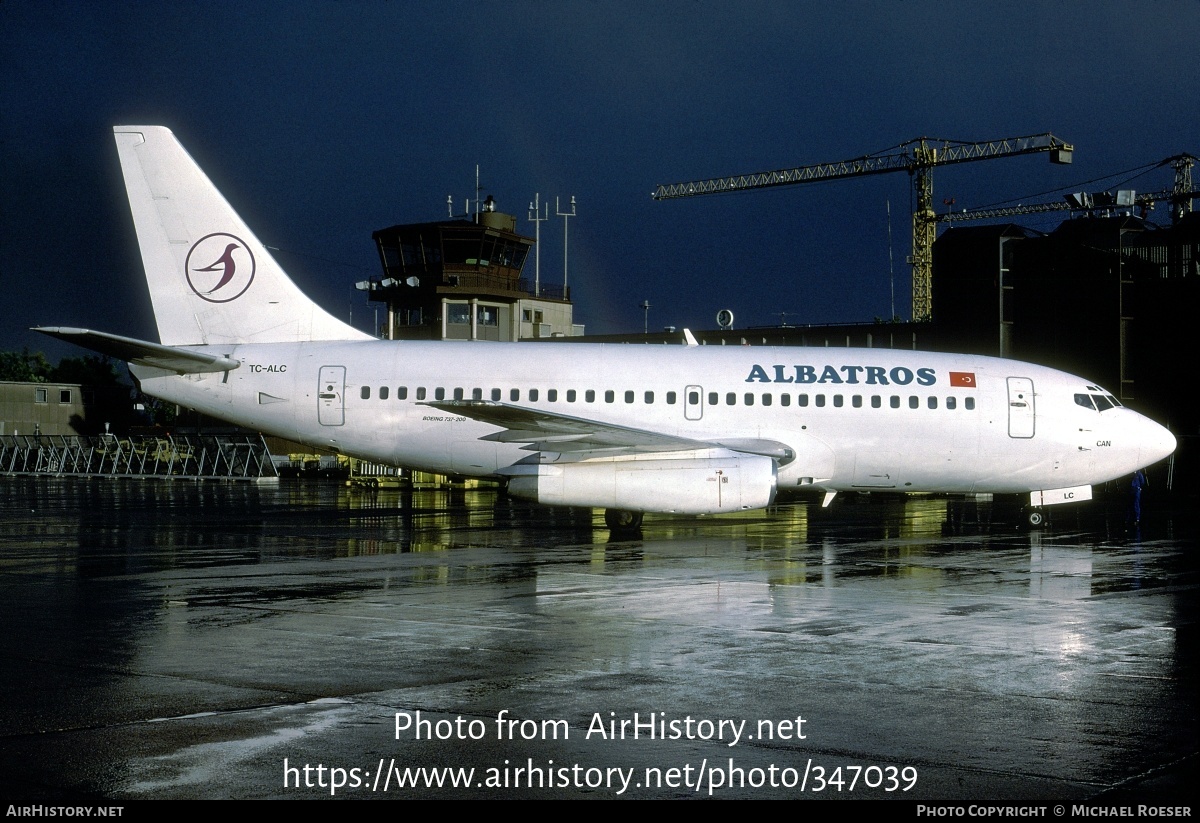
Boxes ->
[1007,377,1035,438]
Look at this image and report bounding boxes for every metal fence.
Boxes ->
[0,433,277,479]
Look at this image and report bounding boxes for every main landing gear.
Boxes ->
[604,509,644,532]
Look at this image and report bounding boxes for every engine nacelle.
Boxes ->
[506,454,777,514]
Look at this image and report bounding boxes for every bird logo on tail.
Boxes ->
[185,233,256,303]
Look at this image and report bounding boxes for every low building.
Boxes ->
[0,380,127,436]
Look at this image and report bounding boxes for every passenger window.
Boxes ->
[379,386,389,400]
[815,395,826,407]
[645,391,654,403]
[871,395,881,408]
[511,388,520,401]
[762,394,772,406]
[708,392,718,405]
[744,393,754,406]
[586,390,595,402]
[491,388,501,401]
[832,395,843,407]
[548,389,558,402]
[946,396,956,410]
[908,396,919,409]
[780,394,791,407]
[625,390,634,403]
[797,394,809,407]
[416,387,427,401]
[726,392,736,405]
[927,396,937,409]
[472,388,482,400]
[398,387,408,400]
[667,391,677,404]
[435,387,445,401]
[529,389,539,401]
[605,390,614,403]
[361,386,371,400]
[965,397,975,410]
[852,395,862,408]
[890,396,900,408]
[688,391,699,405]
[454,388,464,400]
[567,389,577,402]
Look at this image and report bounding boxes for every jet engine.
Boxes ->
[505,453,777,514]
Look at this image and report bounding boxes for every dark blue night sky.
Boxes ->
[3,1,1197,358]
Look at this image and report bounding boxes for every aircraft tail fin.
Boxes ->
[113,126,371,347]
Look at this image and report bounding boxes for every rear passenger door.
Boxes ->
[318,366,346,426]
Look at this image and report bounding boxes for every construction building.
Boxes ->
[932,210,1200,439]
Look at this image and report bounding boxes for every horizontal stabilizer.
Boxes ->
[33,327,240,374]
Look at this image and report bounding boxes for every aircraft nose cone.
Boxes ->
[1142,422,1180,467]
[1140,416,1176,466]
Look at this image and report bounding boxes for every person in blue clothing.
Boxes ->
[1129,469,1148,525]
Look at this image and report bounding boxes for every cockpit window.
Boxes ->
[1077,391,1121,412]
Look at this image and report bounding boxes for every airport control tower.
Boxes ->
[362,197,582,341]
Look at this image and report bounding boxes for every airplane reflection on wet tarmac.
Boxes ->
[0,476,1194,800]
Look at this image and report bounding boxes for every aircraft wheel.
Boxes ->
[1027,508,1045,528]
[605,509,643,531]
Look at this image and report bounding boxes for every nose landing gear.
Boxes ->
[1024,507,1046,529]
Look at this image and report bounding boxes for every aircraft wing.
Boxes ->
[423,400,794,461]
[33,327,240,374]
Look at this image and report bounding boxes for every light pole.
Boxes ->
[528,193,548,296]
[556,196,575,297]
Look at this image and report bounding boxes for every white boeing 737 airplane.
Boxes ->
[37,126,1176,529]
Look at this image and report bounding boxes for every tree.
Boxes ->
[0,350,129,388]
[136,394,178,427]
[0,348,52,383]
[48,355,126,387]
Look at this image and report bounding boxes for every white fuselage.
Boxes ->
[132,339,1173,499]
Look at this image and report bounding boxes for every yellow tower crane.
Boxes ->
[652,134,1074,322]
